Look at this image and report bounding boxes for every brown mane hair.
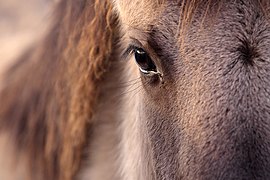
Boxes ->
[0,0,269,179]
[0,0,116,179]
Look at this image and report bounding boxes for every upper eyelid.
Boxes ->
[121,38,144,59]
[122,45,138,58]
[121,37,157,61]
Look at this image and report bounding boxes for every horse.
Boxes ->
[0,0,270,179]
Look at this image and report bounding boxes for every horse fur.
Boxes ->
[1,0,270,180]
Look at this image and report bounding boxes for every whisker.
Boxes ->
[108,73,164,105]
[121,78,151,100]
[118,77,141,85]
[106,80,141,90]
[114,79,141,89]
[130,85,143,100]
[110,83,143,104]
[118,83,142,98]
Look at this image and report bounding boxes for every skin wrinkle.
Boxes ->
[0,0,270,179]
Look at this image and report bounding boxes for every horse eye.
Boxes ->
[134,48,157,74]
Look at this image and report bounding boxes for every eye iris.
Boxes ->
[134,48,157,72]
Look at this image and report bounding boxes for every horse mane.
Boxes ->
[0,0,116,179]
[0,0,269,179]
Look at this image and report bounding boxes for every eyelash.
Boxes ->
[124,45,164,77]
[124,45,141,57]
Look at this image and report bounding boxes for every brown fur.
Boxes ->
[0,0,116,179]
[1,0,270,179]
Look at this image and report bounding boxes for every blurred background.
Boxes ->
[0,0,54,76]
[0,1,54,178]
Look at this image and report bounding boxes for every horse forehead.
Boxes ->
[113,0,163,29]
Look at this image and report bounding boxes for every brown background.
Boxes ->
[0,1,53,178]
[0,0,53,75]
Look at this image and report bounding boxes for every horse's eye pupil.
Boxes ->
[134,48,157,73]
